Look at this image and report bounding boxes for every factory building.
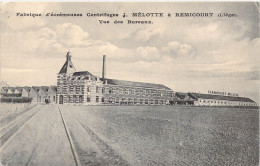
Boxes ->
[57,51,175,105]
[186,93,257,107]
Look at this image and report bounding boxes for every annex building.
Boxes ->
[174,92,257,107]
[57,51,176,105]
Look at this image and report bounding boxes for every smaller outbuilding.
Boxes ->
[187,92,257,107]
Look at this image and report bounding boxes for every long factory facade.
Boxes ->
[56,52,176,105]
[0,51,258,107]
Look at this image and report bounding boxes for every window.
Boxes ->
[145,99,148,104]
[143,90,146,95]
[87,97,91,102]
[96,86,99,93]
[151,100,154,104]
[124,89,128,94]
[53,96,55,101]
[96,96,99,102]
[102,88,105,93]
[73,95,76,103]
[109,88,112,94]
[87,86,91,92]
[140,99,143,104]
[146,90,150,96]
[79,95,83,103]
[101,97,105,103]
[112,88,118,94]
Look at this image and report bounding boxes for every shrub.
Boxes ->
[0,97,32,103]
[2,93,22,97]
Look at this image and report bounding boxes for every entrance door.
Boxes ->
[59,95,63,104]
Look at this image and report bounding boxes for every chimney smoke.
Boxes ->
[102,55,106,79]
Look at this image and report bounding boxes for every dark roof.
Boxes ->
[15,87,23,93]
[41,86,49,92]
[23,87,31,92]
[188,93,255,103]
[73,71,94,76]
[175,92,187,99]
[1,87,8,92]
[8,87,15,92]
[100,78,172,90]
[59,52,76,74]
[49,86,57,92]
[32,86,40,93]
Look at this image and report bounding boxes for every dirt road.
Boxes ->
[1,105,76,166]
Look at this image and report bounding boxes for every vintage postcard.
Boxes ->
[0,2,259,166]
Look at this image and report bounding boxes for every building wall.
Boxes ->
[38,88,47,102]
[47,88,57,103]
[29,89,38,102]
[21,89,29,97]
[56,73,175,105]
[194,98,257,107]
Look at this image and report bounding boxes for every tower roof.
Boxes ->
[59,51,76,74]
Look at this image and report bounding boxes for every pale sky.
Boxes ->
[1,2,259,103]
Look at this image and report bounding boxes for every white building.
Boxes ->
[187,93,257,107]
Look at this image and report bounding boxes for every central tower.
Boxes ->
[57,51,76,104]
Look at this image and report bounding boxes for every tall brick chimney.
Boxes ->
[102,55,106,79]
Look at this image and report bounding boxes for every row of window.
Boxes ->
[198,100,256,106]
[58,84,174,98]
[88,96,166,104]
[64,95,168,104]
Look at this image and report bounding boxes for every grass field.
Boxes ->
[61,105,259,166]
[1,104,259,166]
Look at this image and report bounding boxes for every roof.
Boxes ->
[14,87,23,93]
[49,86,57,92]
[188,93,255,103]
[1,87,8,93]
[175,92,187,99]
[8,87,15,93]
[41,86,49,92]
[59,52,76,74]
[23,87,31,92]
[100,78,172,90]
[32,86,40,93]
[72,71,97,81]
[73,71,94,76]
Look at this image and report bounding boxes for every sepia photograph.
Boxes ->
[0,2,259,166]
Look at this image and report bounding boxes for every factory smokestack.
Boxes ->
[102,55,106,79]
